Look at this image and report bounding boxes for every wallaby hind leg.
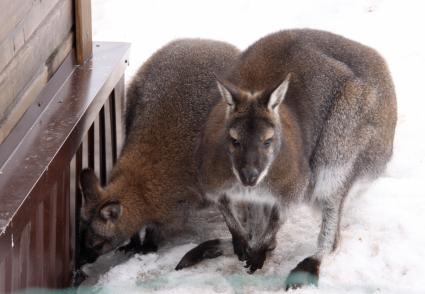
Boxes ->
[285,177,352,290]
[285,79,377,290]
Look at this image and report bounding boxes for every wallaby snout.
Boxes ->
[240,166,259,186]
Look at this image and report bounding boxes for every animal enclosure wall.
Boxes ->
[0,0,75,143]
[0,35,129,294]
[0,0,131,291]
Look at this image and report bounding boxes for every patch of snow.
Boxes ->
[85,0,425,292]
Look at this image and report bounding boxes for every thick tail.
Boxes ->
[175,238,234,270]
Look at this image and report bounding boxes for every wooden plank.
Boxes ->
[0,0,62,73]
[0,32,73,144]
[0,0,73,142]
[75,0,93,64]
[0,0,32,44]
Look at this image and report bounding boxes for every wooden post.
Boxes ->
[75,0,92,64]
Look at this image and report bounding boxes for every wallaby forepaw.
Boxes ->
[232,235,248,261]
[285,257,320,290]
[244,247,267,274]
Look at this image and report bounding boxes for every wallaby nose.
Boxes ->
[240,167,259,186]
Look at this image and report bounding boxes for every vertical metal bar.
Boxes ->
[109,91,118,165]
[99,106,107,186]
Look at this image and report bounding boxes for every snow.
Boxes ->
[83,0,425,292]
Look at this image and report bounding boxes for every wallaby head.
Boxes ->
[215,73,291,187]
[79,168,138,256]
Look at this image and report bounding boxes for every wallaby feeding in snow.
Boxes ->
[176,29,397,289]
[78,39,240,261]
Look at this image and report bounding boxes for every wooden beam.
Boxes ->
[75,0,93,64]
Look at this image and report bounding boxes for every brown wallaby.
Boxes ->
[79,39,240,260]
[176,29,397,289]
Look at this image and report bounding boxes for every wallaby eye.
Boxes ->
[264,138,273,147]
[232,138,240,147]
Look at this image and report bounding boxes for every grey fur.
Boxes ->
[190,29,396,287]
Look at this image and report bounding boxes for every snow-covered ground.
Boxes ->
[83,0,425,293]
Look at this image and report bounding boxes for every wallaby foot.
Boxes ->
[175,239,223,270]
[285,257,321,290]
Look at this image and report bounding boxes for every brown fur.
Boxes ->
[81,39,240,255]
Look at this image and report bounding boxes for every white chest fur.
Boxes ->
[207,184,278,206]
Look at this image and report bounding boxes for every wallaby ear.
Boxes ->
[267,73,291,111]
[99,201,122,222]
[80,168,102,203]
[214,73,240,108]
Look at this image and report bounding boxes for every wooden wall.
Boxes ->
[0,0,74,143]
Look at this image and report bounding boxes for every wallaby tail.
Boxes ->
[175,238,234,270]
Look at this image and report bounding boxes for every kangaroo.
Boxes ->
[176,29,397,289]
[79,39,240,261]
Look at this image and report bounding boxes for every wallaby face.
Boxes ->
[80,169,126,256]
[216,74,290,186]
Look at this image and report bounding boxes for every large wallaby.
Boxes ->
[176,29,397,289]
[79,39,240,260]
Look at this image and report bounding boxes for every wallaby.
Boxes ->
[176,29,397,289]
[79,39,240,261]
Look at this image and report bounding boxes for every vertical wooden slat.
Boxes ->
[12,229,21,291]
[72,145,83,271]
[109,91,118,165]
[4,256,11,293]
[36,202,45,287]
[0,259,6,293]
[28,203,43,288]
[75,0,92,64]
[48,182,58,287]
[99,106,107,186]
[115,76,125,154]
[57,165,72,287]
[19,223,31,290]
